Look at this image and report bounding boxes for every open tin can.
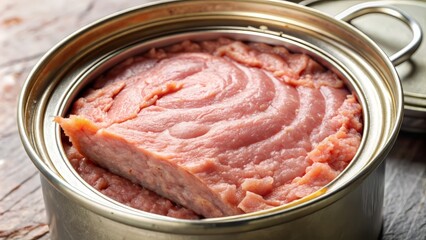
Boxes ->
[17,0,422,239]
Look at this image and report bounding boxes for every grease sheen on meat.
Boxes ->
[57,38,363,218]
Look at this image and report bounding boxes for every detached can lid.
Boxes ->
[304,0,426,133]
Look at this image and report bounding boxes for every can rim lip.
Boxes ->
[17,0,403,234]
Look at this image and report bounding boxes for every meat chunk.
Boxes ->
[65,143,199,219]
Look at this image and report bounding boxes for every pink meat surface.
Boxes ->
[65,143,199,219]
[57,38,362,218]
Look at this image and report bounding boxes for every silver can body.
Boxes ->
[42,163,385,240]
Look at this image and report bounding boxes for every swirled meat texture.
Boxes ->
[57,38,363,218]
